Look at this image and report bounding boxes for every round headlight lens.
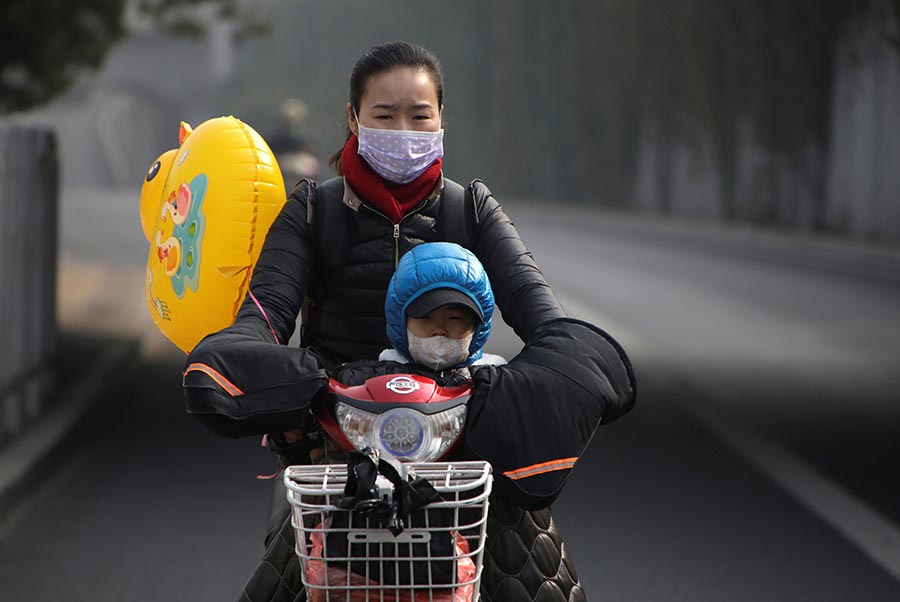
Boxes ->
[378,409,427,457]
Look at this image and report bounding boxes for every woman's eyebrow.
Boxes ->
[370,101,434,110]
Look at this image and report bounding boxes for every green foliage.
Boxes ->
[0,0,268,114]
[0,0,126,113]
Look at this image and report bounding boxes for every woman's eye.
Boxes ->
[375,114,392,120]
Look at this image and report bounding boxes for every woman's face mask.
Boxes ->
[356,115,444,184]
[407,330,472,371]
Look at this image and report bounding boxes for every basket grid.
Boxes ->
[285,461,492,601]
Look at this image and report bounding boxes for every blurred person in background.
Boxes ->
[267,97,321,186]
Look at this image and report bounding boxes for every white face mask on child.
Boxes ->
[407,330,472,371]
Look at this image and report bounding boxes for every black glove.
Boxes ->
[330,359,472,387]
[266,411,324,466]
[329,359,413,386]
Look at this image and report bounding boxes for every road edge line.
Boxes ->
[559,291,900,582]
[682,394,900,581]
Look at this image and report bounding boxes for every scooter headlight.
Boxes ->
[335,403,467,462]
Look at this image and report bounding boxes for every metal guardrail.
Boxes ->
[0,125,59,445]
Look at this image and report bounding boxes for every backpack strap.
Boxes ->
[298,177,355,346]
[303,177,355,283]
[439,178,479,250]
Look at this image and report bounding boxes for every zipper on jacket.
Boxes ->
[391,204,429,267]
[362,198,431,268]
[393,223,400,266]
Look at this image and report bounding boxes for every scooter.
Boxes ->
[284,372,493,602]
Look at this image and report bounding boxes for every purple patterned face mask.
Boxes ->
[356,115,444,184]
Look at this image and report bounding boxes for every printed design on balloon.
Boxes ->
[146,269,171,321]
[153,174,208,299]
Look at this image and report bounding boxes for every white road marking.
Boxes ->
[559,289,900,582]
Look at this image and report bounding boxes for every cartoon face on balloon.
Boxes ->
[162,182,193,226]
[148,174,206,294]
[140,117,286,352]
[151,177,205,287]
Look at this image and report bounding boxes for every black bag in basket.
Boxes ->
[325,449,456,586]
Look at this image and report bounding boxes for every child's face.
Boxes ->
[407,305,477,340]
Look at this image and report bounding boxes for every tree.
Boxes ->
[1,0,126,113]
[0,0,266,114]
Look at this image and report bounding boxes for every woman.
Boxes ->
[186,42,631,602]
[232,41,565,369]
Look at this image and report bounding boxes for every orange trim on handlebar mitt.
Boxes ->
[184,362,244,396]
[503,457,578,480]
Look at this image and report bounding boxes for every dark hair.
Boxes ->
[329,41,444,175]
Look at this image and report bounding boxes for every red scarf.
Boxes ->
[340,135,442,224]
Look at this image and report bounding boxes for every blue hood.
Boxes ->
[385,242,494,365]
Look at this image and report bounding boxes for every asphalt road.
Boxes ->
[1,189,899,601]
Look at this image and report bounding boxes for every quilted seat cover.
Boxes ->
[480,495,585,602]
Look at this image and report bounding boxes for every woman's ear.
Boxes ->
[347,103,358,137]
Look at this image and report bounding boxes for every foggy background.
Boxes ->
[2,1,900,601]
[15,0,900,241]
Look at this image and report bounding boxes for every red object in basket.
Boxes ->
[305,527,476,602]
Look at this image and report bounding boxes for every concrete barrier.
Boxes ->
[0,125,59,445]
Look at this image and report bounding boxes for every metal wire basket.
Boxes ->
[285,461,493,602]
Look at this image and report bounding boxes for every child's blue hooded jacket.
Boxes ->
[384,242,494,365]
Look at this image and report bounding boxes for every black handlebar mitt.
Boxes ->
[182,329,328,438]
[464,318,636,509]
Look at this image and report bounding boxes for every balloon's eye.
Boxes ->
[146,160,162,182]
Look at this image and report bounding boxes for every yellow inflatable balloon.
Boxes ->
[140,116,286,352]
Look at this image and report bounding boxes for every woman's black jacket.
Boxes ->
[226,175,567,368]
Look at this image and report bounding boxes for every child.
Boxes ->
[380,241,506,371]
[269,242,502,464]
